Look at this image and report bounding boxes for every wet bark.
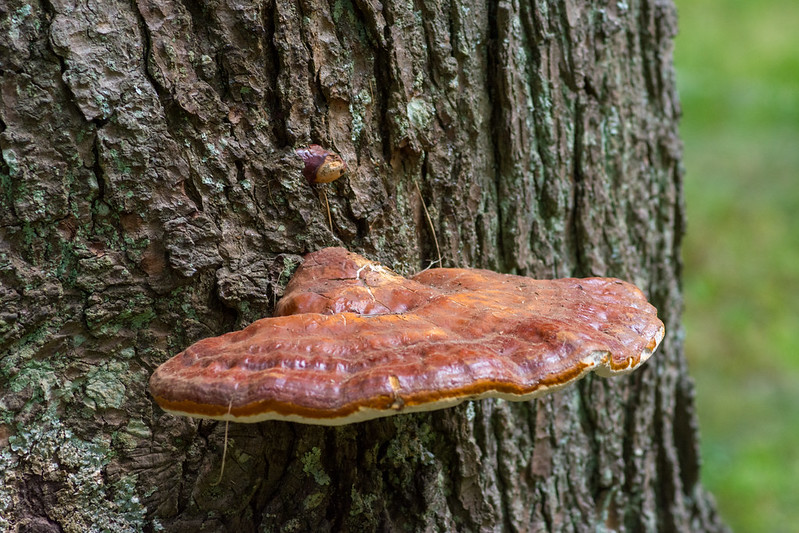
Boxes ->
[0,0,728,531]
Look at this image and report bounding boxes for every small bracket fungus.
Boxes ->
[295,145,347,184]
[149,248,664,425]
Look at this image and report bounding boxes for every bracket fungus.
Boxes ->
[295,145,347,184]
[149,248,664,425]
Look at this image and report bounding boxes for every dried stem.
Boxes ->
[415,180,442,268]
[322,189,332,230]
[210,401,233,486]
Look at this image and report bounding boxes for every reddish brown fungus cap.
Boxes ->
[295,144,347,184]
[149,247,665,425]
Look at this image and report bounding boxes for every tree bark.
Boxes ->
[0,0,728,531]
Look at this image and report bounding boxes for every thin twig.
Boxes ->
[210,400,233,486]
[414,180,442,268]
[321,189,332,230]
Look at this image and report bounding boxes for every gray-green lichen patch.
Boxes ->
[301,447,331,486]
[406,97,434,133]
[83,291,156,338]
[349,485,379,517]
[115,419,152,450]
[2,411,147,533]
[303,491,325,510]
[381,416,439,490]
[277,255,300,290]
[6,344,78,406]
[5,3,34,41]
[84,361,129,410]
[349,88,372,144]
[384,417,437,468]
[0,448,15,532]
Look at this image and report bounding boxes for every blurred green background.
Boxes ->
[674,0,799,531]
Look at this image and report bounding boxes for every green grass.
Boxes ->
[674,0,799,531]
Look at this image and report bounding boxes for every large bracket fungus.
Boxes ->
[149,248,664,425]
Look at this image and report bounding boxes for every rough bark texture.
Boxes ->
[0,0,727,531]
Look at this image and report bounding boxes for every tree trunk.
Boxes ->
[0,0,728,531]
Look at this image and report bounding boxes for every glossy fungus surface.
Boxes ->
[149,248,664,425]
